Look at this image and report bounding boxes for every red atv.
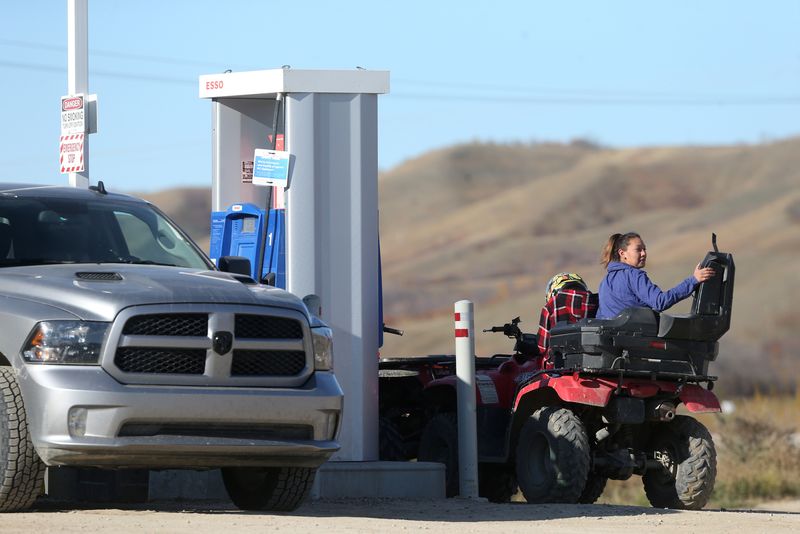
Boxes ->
[378,239,733,509]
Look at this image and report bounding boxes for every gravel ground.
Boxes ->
[2,498,799,533]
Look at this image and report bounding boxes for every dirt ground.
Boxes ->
[3,498,800,533]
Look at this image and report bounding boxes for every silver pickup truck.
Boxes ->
[0,183,342,512]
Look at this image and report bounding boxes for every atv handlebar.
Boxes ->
[483,316,523,339]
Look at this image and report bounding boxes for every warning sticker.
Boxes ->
[242,161,253,183]
[476,375,499,404]
[59,133,84,173]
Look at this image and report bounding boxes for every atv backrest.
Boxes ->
[657,251,735,342]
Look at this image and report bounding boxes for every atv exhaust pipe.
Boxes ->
[647,401,676,422]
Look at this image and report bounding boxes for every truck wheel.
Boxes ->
[643,415,716,510]
[379,416,407,461]
[222,466,315,512]
[516,406,590,503]
[578,473,608,504]
[0,367,45,512]
[417,412,459,497]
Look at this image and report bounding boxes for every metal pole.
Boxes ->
[454,300,479,498]
[67,0,89,188]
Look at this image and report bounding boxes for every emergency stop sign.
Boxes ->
[60,133,84,173]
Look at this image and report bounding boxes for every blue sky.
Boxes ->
[1,0,798,192]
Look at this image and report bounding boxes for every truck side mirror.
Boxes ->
[218,256,252,276]
[303,294,322,317]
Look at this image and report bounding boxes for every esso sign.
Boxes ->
[205,80,224,90]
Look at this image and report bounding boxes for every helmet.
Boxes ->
[544,272,588,302]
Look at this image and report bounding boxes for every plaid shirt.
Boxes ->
[537,289,598,355]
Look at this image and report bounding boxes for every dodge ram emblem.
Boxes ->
[212,332,233,355]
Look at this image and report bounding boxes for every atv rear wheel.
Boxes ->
[222,466,315,511]
[516,406,590,503]
[0,367,45,512]
[418,412,459,497]
[643,415,716,510]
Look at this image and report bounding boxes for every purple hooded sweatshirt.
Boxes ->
[597,261,698,319]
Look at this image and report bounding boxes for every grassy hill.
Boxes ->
[135,136,800,394]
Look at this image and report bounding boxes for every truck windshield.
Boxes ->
[0,195,211,270]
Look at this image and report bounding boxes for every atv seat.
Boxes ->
[549,249,735,377]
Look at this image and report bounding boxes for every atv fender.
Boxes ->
[678,384,721,413]
[514,374,613,410]
[513,375,721,413]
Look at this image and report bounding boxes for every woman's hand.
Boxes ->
[694,263,716,283]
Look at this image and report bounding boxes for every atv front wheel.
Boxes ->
[0,367,45,512]
[643,415,716,510]
[379,416,408,461]
[417,412,459,497]
[516,406,590,503]
[222,466,315,511]
[479,464,517,503]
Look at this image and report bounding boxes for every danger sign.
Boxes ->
[61,94,85,135]
[60,133,84,173]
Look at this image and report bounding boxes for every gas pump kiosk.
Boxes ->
[200,68,388,462]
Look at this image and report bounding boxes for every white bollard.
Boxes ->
[454,300,479,498]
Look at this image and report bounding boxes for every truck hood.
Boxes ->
[0,264,309,321]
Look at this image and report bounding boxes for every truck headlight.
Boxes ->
[22,321,109,365]
[311,326,334,371]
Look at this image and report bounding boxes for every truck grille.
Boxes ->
[115,348,206,374]
[231,350,306,376]
[123,314,208,336]
[108,307,312,387]
[235,314,303,339]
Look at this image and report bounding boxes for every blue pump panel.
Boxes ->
[209,203,266,280]
[261,208,286,288]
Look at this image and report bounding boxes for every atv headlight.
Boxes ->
[311,326,334,371]
[22,321,109,365]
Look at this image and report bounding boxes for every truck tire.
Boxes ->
[222,466,315,512]
[417,412,459,497]
[516,406,590,503]
[643,415,716,510]
[0,367,45,512]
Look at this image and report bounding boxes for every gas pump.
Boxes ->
[198,70,442,500]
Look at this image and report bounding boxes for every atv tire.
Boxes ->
[515,406,590,503]
[222,466,315,511]
[379,416,407,461]
[0,367,45,512]
[643,415,716,510]
[479,464,517,503]
[578,473,608,504]
[418,412,459,497]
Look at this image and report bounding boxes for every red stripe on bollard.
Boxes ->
[454,312,461,321]
[455,328,469,338]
